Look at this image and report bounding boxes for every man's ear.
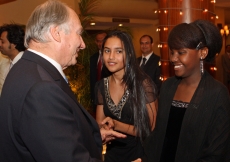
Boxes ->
[50,26,61,42]
[10,43,16,49]
[200,47,208,59]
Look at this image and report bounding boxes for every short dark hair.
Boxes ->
[168,19,222,62]
[0,23,26,52]
[140,35,153,44]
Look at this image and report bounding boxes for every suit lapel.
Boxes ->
[138,53,156,70]
[159,77,180,127]
[144,53,155,68]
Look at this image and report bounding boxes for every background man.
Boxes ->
[222,44,230,94]
[0,1,125,161]
[0,53,10,95]
[137,35,161,93]
[90,31,110,114]
[0,23,25,95]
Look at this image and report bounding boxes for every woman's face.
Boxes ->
[170,48,201,78]
[102,36,126,75]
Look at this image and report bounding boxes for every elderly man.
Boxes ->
[0,0,125,162]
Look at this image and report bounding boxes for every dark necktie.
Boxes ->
[141,57,146,69]
[97,54,102,80]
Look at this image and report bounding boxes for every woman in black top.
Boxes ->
[144,19,230,162]
[95,30,158,162]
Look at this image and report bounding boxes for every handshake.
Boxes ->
[100,117,126,144]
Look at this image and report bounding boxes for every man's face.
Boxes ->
[95,33,107,50]
[140,36,153,56]
[60,8,86,69]
[0,31,13,57]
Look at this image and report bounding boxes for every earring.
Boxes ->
[200,57,204,75]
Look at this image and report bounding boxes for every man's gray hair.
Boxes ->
[24,0,70,48]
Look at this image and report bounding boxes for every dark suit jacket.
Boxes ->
[0,50,102,162]
[90,52,110,110]
[143,72,230,162]
[137,53,161,93]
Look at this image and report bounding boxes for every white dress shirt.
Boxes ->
[27,49,67,81]
[0,54,10,95]
[139,52,153,65]
[10,51,24,67]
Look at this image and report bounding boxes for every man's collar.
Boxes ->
[11,51,24,64]
[27,48,66,79]
[142,52,153,60]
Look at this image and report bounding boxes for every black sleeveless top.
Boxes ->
[160,100,189,162]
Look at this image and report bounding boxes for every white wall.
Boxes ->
[0,0,76,25]
[132,20,160,58]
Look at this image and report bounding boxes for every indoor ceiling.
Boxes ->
[87,0,230,29]
[216,0,230,25]
[0,0,228,28]
[92,0,158,20]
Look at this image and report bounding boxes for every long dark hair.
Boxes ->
[102,30,156,141]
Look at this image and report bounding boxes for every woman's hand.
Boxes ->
[100,127,126,144]
[101,117,116,130]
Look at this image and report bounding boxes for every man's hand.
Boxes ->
[132,158,142,162]
[100,127,126,144]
